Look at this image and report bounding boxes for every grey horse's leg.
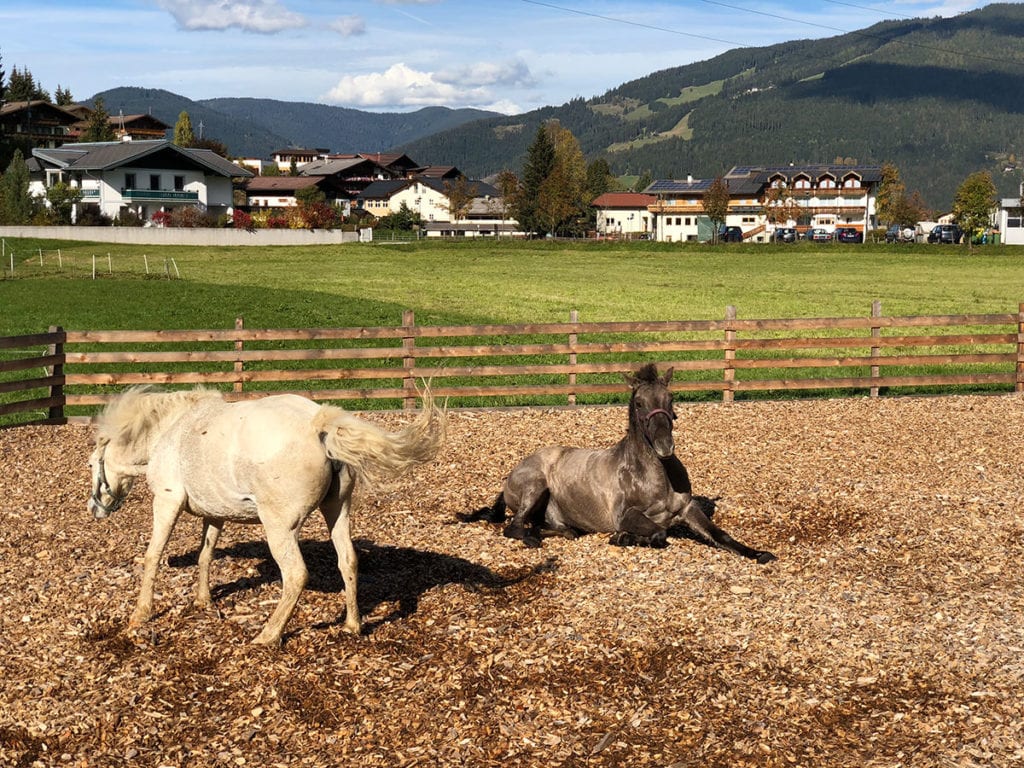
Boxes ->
[194,518,223,610]
[252,520,308,646]
[609,507,668,548]
[676,498,776,563]
[320,467,361,635]
[502,487,549,549]
[130,496,183,627]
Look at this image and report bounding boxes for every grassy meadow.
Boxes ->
[3,236,1024,418]
[3,236,1024,336]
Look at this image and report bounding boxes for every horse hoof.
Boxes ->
[755,551,777,564]
[523,534,542,549]
[649,532,668,548]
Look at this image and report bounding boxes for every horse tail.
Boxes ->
[312,388,446,489]
[456,492,508,524]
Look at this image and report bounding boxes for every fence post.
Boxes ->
[870,300,882,398]
[47,325,65,423]
[568,309,578,405]
[234,317,244,394]
[723,305,736,403]
[403,310,417,410]
[1017,302,1024,393]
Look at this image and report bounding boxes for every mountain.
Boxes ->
[397,2,1024,210]
[85,87,499,160]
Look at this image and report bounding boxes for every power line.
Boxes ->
[521,0,1024,70]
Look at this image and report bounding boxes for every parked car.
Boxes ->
[807,228,832,242]
[834,227,863,243]
[718,225,743,242]
[927,224,963,244]
[773,227,798,243]
[885,224,916,243]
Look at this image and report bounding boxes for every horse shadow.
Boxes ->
[168,538,555,636]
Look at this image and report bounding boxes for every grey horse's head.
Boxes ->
[624,364,676,458]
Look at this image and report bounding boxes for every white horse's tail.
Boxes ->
[312,389,446,488]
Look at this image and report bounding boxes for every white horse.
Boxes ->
[88,387,445,646]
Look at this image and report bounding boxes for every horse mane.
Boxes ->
[95,386,222,452]
[632,362,661,384]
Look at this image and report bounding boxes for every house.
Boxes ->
[356,152,422,178]
[359,176,517,236]
[61,105,171,142]
[298,156,396,199]
[0,100,80,149]
[270,147,330,173]
[591,192,656,238]
[29,138,252,223]
[997,197,1024,245]
[243,175,341,212]
[642,164,882,243]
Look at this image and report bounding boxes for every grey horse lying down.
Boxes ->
[461,364,775,564]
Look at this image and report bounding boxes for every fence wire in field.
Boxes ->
[1,242,182,280]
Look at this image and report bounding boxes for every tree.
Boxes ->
[703,176,730,243]
[5,66,49,102]
[762,181,800,229]
[0,50,6,105]
[54,85,74,106]
[80,97,116,142]
[514,124,556,236]
[45,181,81,224]
[952,170,997,250]
[875,163,906,227]
[443,176,476,224]
[0,149,34,224]
[173,111,196,147]
[633,170,653,193]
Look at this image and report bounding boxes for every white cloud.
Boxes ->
[436,59,537,89]
[324,61,523,112]
[329,15,366,37]
[157,0,306,33]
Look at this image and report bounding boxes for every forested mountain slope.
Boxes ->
[399,3,1024,210]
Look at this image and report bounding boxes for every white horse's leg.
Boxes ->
[194,519,223,610]
[321,486,361,635]
[252,522,308,646]
[131,498,182,627]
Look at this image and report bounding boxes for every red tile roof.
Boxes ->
[591,192,656,208]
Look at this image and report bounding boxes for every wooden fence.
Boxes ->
[3,302,1024,427]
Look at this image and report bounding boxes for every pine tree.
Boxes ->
[80,97,116,142]
[54,85,74,106]
[515,124,555,236]
[0,149,34,224]
[173,111,196,147]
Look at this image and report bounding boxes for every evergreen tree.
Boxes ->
[6,66,49,102]
[633,170,653,193]
[0,149,34,224]
[54,85,74,106]
[173,111,196,147]
[80,97,116,142]
[514,124,556,236]
[0,50,6,105]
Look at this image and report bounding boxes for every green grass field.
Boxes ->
[3,237,1024,336]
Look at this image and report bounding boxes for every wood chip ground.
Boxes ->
[1,395,1023,767]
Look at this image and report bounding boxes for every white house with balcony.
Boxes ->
[29,139,251,224]
[643,164,882,243]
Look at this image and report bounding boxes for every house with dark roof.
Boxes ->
[30,139,252,224]
[244,175,339,212]
[642,164,883,243]
[0,100,80,149]
[591,192,656,238]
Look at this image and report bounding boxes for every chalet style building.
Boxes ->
[639,164,883,243]
[29,139,251,223]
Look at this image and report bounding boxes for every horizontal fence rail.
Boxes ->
[3,302,1024,426]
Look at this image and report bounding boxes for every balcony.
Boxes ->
[121,188,199,202]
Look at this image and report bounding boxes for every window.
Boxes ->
[150,174,160,190]
[174,175,185,191]
[1008,217,1022,228]
[124,173,136,189]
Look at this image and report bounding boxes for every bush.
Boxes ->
[150,210,172,228]
[232,210,253,230]
[115,210,145,227]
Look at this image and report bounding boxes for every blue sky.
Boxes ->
[2,0,993,114]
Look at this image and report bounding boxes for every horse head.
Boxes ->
[88,438,136,519]
[624,363,676,458]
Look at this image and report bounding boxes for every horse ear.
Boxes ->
[623,371,638,388]
[661,367,674,385]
